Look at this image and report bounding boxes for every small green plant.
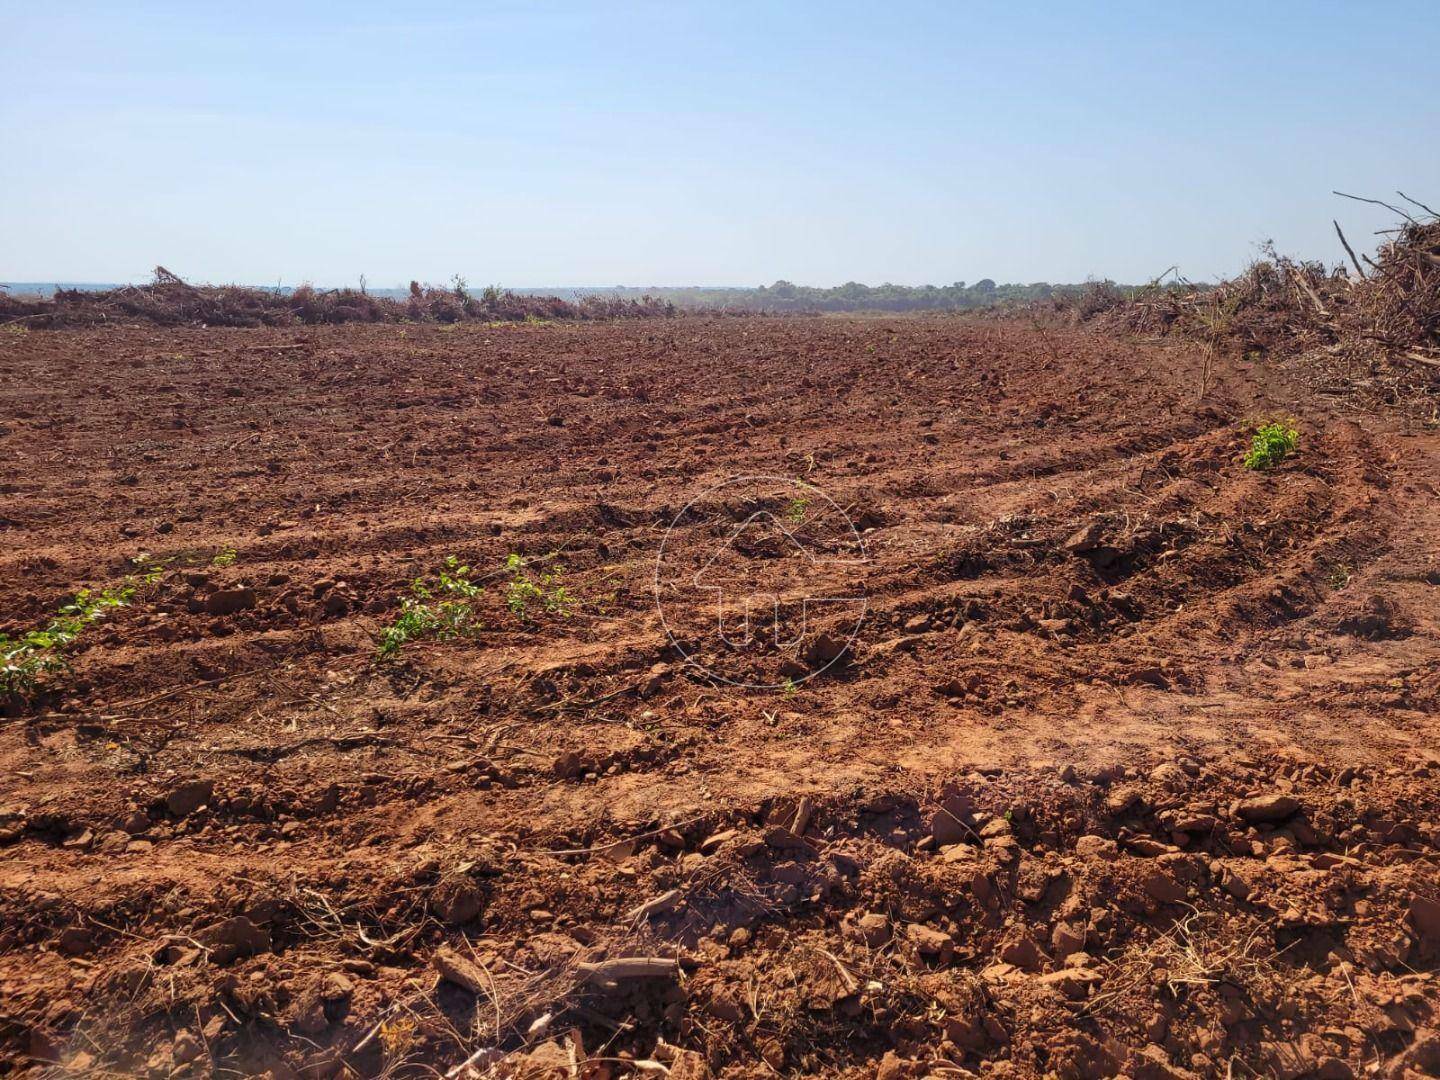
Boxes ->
[1,585,136,696]
[783,497,809,525]
[1243,421,1300,471]
[212,547,239,567]
[376,556,483,658]
[503,553,574,620]
[781,676,799,696]
[131,554,170,585]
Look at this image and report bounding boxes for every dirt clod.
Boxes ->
[164,779,214,818]
[1234,792,1301,822]
[194,916,269,963]
[204,587,257,615]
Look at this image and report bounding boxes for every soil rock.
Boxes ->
[204,587,257,615]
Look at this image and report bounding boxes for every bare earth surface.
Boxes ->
[1,317,1438,1078]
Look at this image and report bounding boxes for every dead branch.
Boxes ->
[575,958,679,984]
[1334,190,1417,224]
[627,890,683,923]
[1396,190,1439,219]
[433,945,492,995]
[1334,220,1367,279]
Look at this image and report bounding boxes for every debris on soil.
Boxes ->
[1049,211,1440,416]
[0,266,675,328]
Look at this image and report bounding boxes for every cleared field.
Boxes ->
[1,318,1438,1077]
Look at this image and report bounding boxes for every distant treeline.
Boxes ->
[540,280,1106,312]
[2,276,1203,319]
[4,277,1173,316]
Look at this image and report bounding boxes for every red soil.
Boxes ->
[1,318,1437,1078]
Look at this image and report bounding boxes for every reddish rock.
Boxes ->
[1410,894,1440,945]
[195,916,270,963]
[906,922,953,960]
[1235,793,1300,823]
[1075,835,1119,860]
[204,587,257,616]
[998,930,1050,972]
[1036,966,1103,1000]
[1051,920,1086,959]
[551,751,584,780]
[1141,867,1188,905]
[430,877,486,925]
[166,779,214,818]
[846,912,890,947]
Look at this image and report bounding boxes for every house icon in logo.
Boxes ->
[653,474,869,690]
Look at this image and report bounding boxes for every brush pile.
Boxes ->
[1060,199,1440,414]
[0,268,674,328]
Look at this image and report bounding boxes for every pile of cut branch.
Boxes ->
[1057,192,1440,413]
[0,268,675,329]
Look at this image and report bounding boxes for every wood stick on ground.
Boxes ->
[91,669,263,714]
[790,795,815,836]
[627,889,683,923]
[575,958,679,985]
[433,945,492,995]
[530,814,708,857]
[443,1045,505,1079]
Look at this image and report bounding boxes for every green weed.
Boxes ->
[130,554,170,585]
[1,585,136,696]
[1243,421,1300,471]
[212,547,239,567]
[503,553,574,621]
[783,497,809,525]
[376,556,483,658]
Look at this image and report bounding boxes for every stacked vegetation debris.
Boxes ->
[1056,194,1440,413]
[0,268,675,329]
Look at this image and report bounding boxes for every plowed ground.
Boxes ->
[1,318,1439,1079]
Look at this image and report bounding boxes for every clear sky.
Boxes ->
[3,1,1437,288]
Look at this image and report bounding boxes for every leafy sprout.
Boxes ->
[503,553,574,620]
[1243,421,1300,471]
[1,584,137,697]
[376,556,483,658]
[131,554,170,585]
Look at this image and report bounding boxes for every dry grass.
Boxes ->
[1086,906,1284,1018]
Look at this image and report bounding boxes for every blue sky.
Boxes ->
[3,1,1437,287]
